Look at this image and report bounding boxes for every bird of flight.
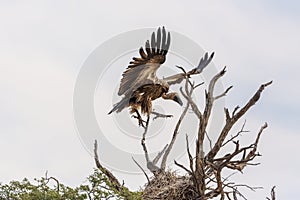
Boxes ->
[108,27,214,127]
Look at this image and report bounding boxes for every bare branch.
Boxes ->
[222,120,249,147]
[233,81,272,121]
[232,106,240,116]
[266,186,276,200]
[140,116,164,175]
[160,99,190,171]
[174,160,192,175]
[132,157,150,184]
[186,135,194,173]
[214,85,233,100]
[44,171,60,192]
[153,144,168,165]
[205,131,213,150]
[141,116,150,145]
[194,81,204,89]
[141,148,161,175]
[209,123,268,173]
[180,87,201,118]
[94,140,122,191]
[206,81,272,161]
[140,116,160,174]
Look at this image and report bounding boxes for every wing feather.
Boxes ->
[161,27,166,54]
[139,47,147,59]
[151,32,156,54]
[162,32,171,55]
[156,27,161,53]
[163,52,214,85]
[118,27,171,96]
[145,40,151,56]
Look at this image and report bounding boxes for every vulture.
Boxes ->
[108,27,214,126]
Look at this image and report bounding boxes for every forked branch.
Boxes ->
[206,81,272,161]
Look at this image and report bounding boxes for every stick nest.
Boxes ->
[142,171,198,200]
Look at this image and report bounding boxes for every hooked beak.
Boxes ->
[173,94,183,106]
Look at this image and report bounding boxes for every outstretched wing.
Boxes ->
[163,52,214,85]
[118,27,171,96]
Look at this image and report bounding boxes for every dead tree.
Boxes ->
[94,56,274,200]
[137,62,273,199]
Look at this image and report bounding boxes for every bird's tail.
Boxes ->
[107,98,129,114]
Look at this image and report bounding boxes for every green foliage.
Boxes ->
[0,177,85,200]
[81,169,142,200]
[0,169,142,200]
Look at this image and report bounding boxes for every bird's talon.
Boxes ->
[151,111,173,120]
[131,115,146,127]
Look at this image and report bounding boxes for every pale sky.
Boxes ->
[0,1,299,199]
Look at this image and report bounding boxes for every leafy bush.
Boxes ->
[0,169,141,200]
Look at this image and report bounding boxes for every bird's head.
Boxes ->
[172,93,183,106]
[162,92,183,106]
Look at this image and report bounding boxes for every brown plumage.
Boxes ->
[128,83,182,116]
[108,27,214,122]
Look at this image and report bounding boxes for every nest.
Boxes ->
[142,171,198,200]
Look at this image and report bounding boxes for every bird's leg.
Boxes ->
[131,109,146,128]
[151,110,173,121]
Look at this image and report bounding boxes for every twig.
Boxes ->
[180,83,202,119]
[222,120,249,147]
[205,131,213,150]
[174,160,192,175]
[214,85,233,100]
[186,135,194,173]
[93,140,122,191]
[266,186,276,200]
[153,144,168,165]
[132,157,150,183]
[44,171,60,193]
